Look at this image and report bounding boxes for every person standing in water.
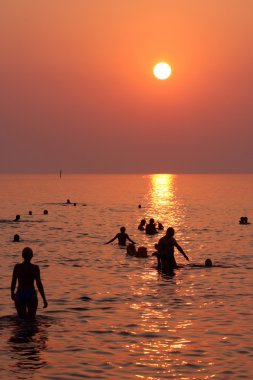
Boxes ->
[106,226,136,246]
[11,247,48,318]
[157,227,189,272]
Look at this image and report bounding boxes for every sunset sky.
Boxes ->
[1,0,253,173]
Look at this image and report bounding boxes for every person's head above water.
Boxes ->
[22,247,33,262]
[13,234,20,242]
[120,226,126,233]
[205,258,212,267]
[166,227,175,237]
[149,218,155,224]
[14,214,20,221]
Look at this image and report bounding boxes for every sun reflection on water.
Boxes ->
[145,174,185,229]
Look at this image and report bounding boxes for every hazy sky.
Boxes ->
[1,0,253,173]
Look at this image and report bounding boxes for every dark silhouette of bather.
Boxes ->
[13,234,20,242]
[156,227,189,273]
[145,218,158,235]
[138,219,146,231]
[11,247,48,319]
[205,258,212,267]
[43,210,48,215]
[106,227,136,246]
[14,215,20,222]
[239,216,250,225]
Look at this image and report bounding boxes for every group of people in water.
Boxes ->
[106,224,192,273]
[14,200,248,320]
[138,218,164,234]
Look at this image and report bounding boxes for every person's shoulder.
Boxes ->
[31,263,40,271]
[158,235,166,243]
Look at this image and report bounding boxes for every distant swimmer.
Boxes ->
[205,258,212,267]
[156,227,189,273]
[43,210,48,215]
[66,199,71,204]
[138,204,142,209]
[138,219,146,231]
[28,211,32,215]
[73,203,77,206]
[239,216,250,225]
[14,215,20,222]
[106,226,136,246]
[157,222,164,230]
[13,234,20,242]
[11,247,48,319]
[145,218,158,235]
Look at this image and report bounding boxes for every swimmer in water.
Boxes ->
[106,227,136,246]
[13,234,20,242]
[11,247,48,318]
[205,258,212,267]
[138,219,146,231]
[14,215,20,222]
[145,218,158,235]
[157,227,189,273]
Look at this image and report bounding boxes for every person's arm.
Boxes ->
[105,234,118,244]
[126,234,136,244]
[11,265,18,300]
[174,240,189,261]
[35,266,48,308]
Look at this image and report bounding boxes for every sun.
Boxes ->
[153,62,172,80]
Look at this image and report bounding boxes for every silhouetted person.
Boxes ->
[126,243,137,256]
[73,203,77,206]
[157,227,189,273]
[138,219,146,231]
[14,215,20,222]
[66,199,71,204]
[11,247,48,319]
[13,234,20,242]
[106,227,136,246]
[29,211,32,215]
[145,218,158,235]
[205,258,213,267]
[239,216,250,224]
[135,246,148,258]
[138,204,142,209]
[157,222,164,230]
[43,210,48,215]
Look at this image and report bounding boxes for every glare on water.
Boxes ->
[0,174,253,379]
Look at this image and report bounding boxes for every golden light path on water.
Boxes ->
[1,174,252,379]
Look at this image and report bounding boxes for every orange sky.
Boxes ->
[1,0,253,173]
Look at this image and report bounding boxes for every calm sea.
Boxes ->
[0,174,253,380]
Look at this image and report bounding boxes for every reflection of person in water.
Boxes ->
[11,247,48,318]
[106,227,136,246]
[8,317,49,375]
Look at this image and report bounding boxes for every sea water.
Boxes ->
[0,174,253,379]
